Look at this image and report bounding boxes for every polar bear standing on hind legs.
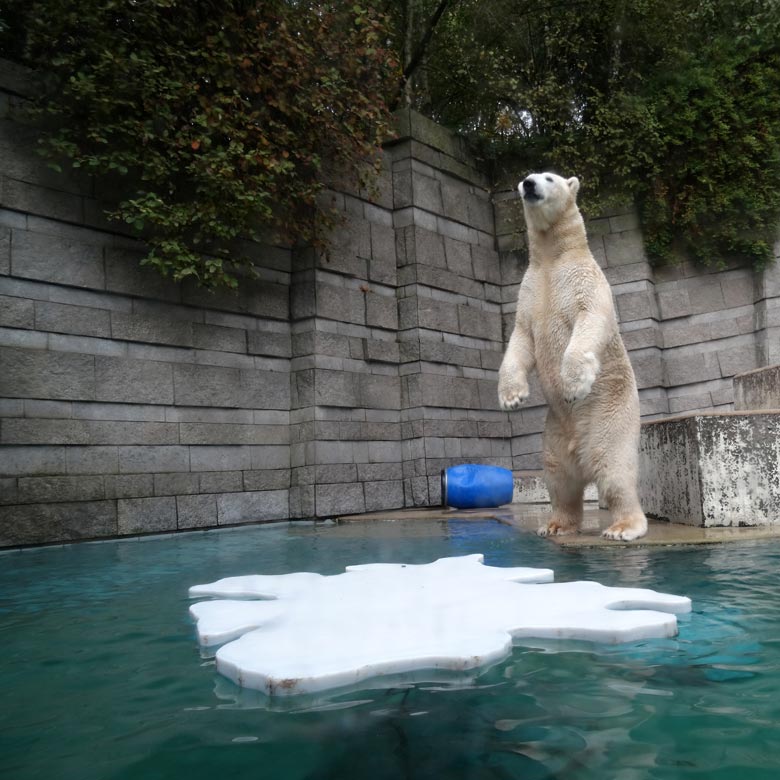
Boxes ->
[498,172,647,541]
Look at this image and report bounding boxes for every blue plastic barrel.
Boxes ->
[441,464,514,509]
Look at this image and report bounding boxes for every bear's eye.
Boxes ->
[545,176,553,182]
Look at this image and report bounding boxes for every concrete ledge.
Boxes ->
[639,411,780,526]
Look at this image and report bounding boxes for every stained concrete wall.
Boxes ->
[639,411,780,526]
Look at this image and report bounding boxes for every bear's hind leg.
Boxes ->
[538,418,586,537]
[598,473,648,541]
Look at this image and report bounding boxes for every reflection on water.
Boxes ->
[2,521,780,779]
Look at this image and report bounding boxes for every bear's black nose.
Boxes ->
[522,178,536,193]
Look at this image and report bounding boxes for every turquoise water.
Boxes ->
[2,519,780,779]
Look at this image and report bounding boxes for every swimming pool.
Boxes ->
[2,519,779,779]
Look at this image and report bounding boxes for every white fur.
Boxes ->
[498,172,648,542]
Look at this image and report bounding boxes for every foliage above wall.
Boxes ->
[0,0,398,289]
[393,0,780,269]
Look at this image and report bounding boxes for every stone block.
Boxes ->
[640,412,780,526]
[118,445,190,474]
[111,312,194,346]
[0,226,10,274]
[247,330,291,358]
[117,496,177,535]
[358,373,401,410]
[717,344,757,378]
[314,368,358,407]
[66,446,119,475]
[364,339,400,363]
[629,350,663,389]
[734,365,780,411]
[368,440,402,463]
[315,482,365,516]
[662,321,709,349]
[1,418,178,446]
[34,300,111,338]
[0,294,34,328]
[199,470,244,493]
[317,283,365,325]
[0,500,117,547]
[369,221,395,266]
[688,279,727,314]
[11,230,104,289]
[189,445,252,472]
[177,494,218,529]
[664,350,720,387]
[357,462,403,481]
[420,374,479,409]
[0,347,96,401]
[443,237,472,277]
[217,489,289,524]
[364,480,405,512]
[668,393,712,414]
[405,225,447,268]
[104,474,154,499]
[105,247,181,302]
[192,322,247,354]
[16,475,104,504]
[621,326,659,351]
[3,179,83,225]
[366,293,398,330]
[471,245,501,285]
[250,445,290,470]
[179,422,288,446]
[404,476,430,506]
[239,368,291,410]
[243,469,291,490]
[153,472,200,496]
[603,229,646,266]
[657,288,691,320]
[616,291,658,322]
[458,304,502,341]
[95,356,173,405]
[722,274,755,308]
[0,476,17,504]
[416,296,459,333]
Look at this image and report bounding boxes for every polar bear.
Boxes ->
[498,172,647,541]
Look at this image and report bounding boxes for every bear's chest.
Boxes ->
[528,274,575,351]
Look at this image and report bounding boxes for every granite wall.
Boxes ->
[2,57,779,546]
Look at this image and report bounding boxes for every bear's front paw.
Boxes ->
[498,379,529,410]
[561,351,599,402]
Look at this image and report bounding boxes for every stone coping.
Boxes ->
[641,408,780,426]
[733,362,780,379]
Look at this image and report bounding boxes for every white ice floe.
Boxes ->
[189,554,690,697]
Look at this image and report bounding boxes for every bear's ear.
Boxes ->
[567,177,580,197]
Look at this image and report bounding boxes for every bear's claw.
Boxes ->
[602,519,648,541]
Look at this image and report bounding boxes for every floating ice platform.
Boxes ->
[189,554,691,697]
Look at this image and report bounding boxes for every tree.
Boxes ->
[388,0,780,269]
[0,1,399,288]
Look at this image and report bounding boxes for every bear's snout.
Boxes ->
[521,177,541,202]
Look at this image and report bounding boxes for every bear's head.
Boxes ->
[518,172,580,233]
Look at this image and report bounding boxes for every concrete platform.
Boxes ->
[337,505,780,547]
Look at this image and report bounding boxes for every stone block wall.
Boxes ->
[2,54,780,545]
[391,112,510,506]
[0,66,295,545]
